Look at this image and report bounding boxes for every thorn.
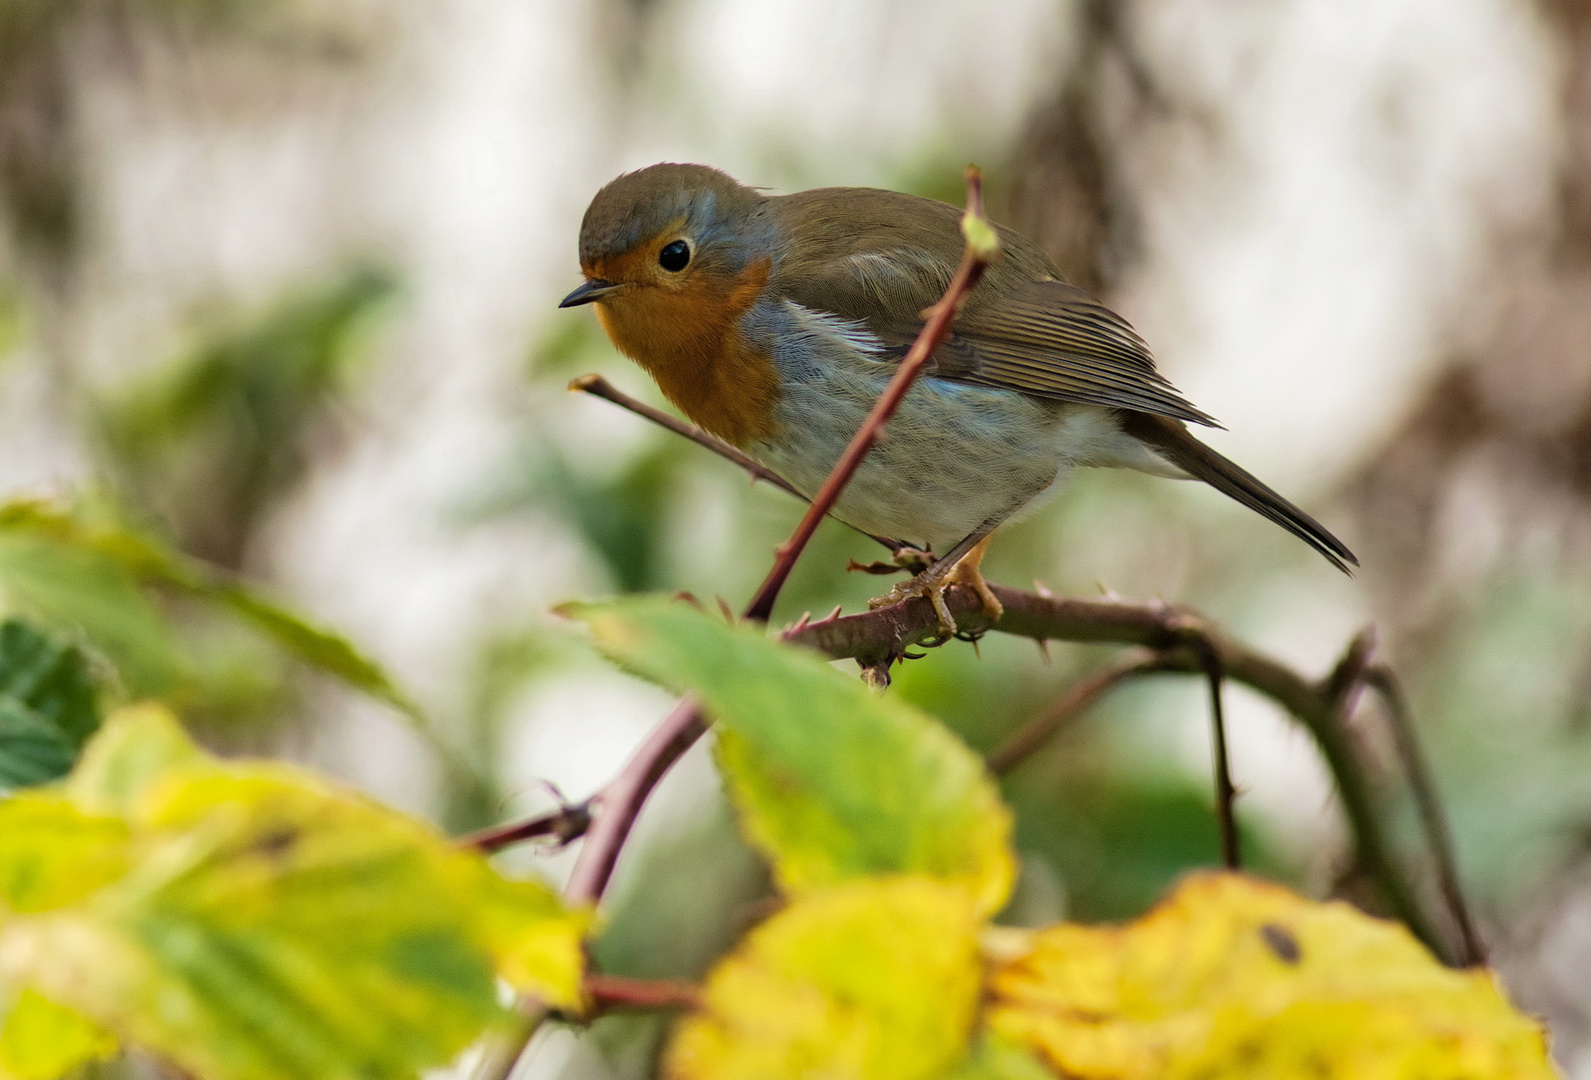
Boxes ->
[716,596,735,623]
[673,591,704,609]
[1033,579,1055,599]
[788,611,812,634]
[817,604,844,626]
[1035,638,1051,664]
[970,637,982,659]
[1096,580,1120,601]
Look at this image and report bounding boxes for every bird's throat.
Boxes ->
[594,259,780,447]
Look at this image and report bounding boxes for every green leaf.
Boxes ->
[0,990,117,1080]
[665,877,984,1080]
[0,530,186,696]
[566,597,1015,916]
[0,705,589,1080]
[0,620,101,790]
[0,499,417,716]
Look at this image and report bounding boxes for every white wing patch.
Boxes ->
[783,301,886,356]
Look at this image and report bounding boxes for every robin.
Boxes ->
[560,163,1355,629]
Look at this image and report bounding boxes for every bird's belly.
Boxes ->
[750,364,1124,550]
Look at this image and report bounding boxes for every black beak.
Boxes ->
[559,279,621,308]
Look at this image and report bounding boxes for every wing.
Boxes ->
[942,279,1220,426]
[767,187,1219,427]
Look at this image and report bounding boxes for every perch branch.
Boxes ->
[742,165,999,622]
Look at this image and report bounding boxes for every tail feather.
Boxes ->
[1120,412,1358,573]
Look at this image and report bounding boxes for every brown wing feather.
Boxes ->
[767,188,1218,426]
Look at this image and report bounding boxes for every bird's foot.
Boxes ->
[867,542,1003,636]
[948,553,1004,624]
[870,565,961,635]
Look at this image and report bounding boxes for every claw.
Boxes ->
[867,535,1002,635]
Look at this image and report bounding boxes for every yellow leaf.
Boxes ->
[986,872,1558,1080]
[471,869,593,1010]
[665,877,983,1080]
[0,706,588,1080]
[65,702,205,816]
[0,991,116,1080]
[0,795,127,914]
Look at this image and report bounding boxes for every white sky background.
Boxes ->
[1,0,1568,1071]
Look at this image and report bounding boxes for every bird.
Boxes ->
[560,162,1355,630]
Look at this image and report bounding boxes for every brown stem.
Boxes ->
[742,166,998,622]
[563,695,708,905]
[1195,640,1241,870]
[1363,664,1485,966]
[987,650,1169,774]
[460,800,591,853]
[583,974,702,1014]
[569,374,808,502]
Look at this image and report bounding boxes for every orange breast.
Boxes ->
[592,257,780,448]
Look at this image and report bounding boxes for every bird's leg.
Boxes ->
[868,527,1002,634]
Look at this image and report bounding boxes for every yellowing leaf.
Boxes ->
[567,598,1015,916]
[0,991,116,1080]
[65,702,206,816]
[0,707,587,1080]
[472,871,593,1010]
[0,795,127,914]
[986,872,1558,1080]
[943,1035,1055,1080]
[665,877,983,1080]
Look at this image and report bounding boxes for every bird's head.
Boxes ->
[560,163,770,310]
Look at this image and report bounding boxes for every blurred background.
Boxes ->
[1,0,1589,1075]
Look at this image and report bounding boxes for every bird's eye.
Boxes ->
[658,240,691,272]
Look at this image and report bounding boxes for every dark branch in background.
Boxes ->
[1364,665,1485,965]
[1197,644,1241,870]
[986,649,1169,773]
[742,164,1000,623]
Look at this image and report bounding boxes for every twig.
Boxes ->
[569,374,808,502]
[1363,664,1485,966]
[1193,638,1241,870]
[742,165,1000,622]
[987,649,1168,774]
[563,695,708,904]
[582,974,701,1014]
[460,800,591,853]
